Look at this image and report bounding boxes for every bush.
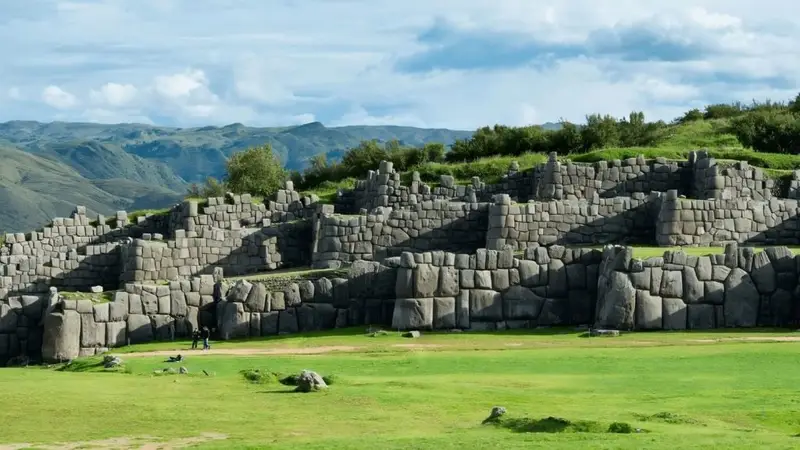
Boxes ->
[322,374,338,385]
[607,422,634,433]
[225,144,287,198]
[728,110,800,154]
[240,369,280,384]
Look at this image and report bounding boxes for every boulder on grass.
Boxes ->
[295,370,328,393]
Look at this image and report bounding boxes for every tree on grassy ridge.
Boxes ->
[187,176,228,198]
[728,110,800,154]
[224,144,287,198]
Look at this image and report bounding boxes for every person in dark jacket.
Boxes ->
[200,327,211,351]
[191,329,200,349]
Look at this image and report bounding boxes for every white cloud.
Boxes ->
[41,85,77,109]
[0,1,797,128]
[89,82,137,107]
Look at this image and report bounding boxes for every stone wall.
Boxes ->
[311,201,489,268]
[119,221,312,282]
[692,152,774,200]
[390,246,602,331]
[486,193,661,249]
[534,153,685,200]
[656,190,800,246]
[0,289,55,364]
[39,262,396,363]
[595,244,800,330]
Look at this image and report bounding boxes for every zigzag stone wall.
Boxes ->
[390,247,602,331]
[3,151,800,365]
[486,192,661,249]
[595,244,800,330]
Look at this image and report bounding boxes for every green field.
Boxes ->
[2,328,800,449]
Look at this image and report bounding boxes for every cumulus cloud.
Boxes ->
[41,85,78,109]
[0,0,798,128]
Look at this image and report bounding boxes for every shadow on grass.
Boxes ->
[491,416,636,434]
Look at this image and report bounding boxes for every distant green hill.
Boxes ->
[0,120,476,233]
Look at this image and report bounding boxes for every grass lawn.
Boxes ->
[2,329,800,449]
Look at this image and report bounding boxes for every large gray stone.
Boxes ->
[296,304,337,332]
[635,290,662,330]
[687,304,715,329]
[595,271,635,330]
[170,290,188,317]
[278,308,299,334]
[283,284,302,307]
[414,264,439,298]
[548,259,567,297]
[127,314,153,344]
[226,279,253,303]
[704,281,725,305]
[217,301,250,340]
[724,268,760,327]
[682,267,704,304]
[106,321,127,347]
[660,270,683,298]
[662,298,687,330]
[751,251,776,294]
[244,282,268,312]
[260,312,279,335]
[438,266,459,296]
[433,297,456,329]
[81,313,105,347]
[392,298,434,330]
[469,290,503,321]
[502,285,544,320]
[395,268,414,298]
[456,291,470,329]
[518,260,540,287]
[41,308,81,363]
[696,256,713,281]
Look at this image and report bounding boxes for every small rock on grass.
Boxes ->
[402,330,421,338]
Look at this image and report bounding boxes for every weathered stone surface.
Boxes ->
[751,251,776,294]
[244,282,268,312]
[41,309,81,363]
[81,313,105,347]
[682,267,703,304]
[433,297,456,329]
[687,304,715,329]
[284,284,302,307]
[260,312,279,335]
[106,321,127,347]
[469,290,503,321]
[218,301,249,340]
[226,279,253,303]
[704,281,725,305]
[662,298,687,330]
[660,270,683,298]
[548,259,567,297]
[456,291,470,329]
[595,271,635,329]
[502,286,544,320]
[278,308,299,334]
[724,268,759,327]
[438,266,459,296]
[127,314,153,344]
[635,290,662,330]
[414,264,439,298]
[170,290,188,317]
[392,298,434,330]
[297,304,337,332]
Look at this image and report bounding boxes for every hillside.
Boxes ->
[0,120,474,233]
[0,120,474,183]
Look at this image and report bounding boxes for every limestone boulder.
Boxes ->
[217,301,250,340]
[391,298,434,330]
[502,286,544,320]
[724,268,759,327]
[595,271,635,330]
[41,308,81,363]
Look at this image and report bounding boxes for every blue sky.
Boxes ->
[1,0,798,130]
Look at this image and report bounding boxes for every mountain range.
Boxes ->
[0,120,479,233]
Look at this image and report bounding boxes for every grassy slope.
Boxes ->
[374,118,800,187]
[0,145,184,233]
[2,330,800,449]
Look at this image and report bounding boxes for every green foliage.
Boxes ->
[727,110,800,154]
[186,177,228,198]
[240,369,281,384]
[607,422,635,433]
[224,144,287,198]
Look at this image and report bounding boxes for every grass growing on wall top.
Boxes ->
[3,329,800,449]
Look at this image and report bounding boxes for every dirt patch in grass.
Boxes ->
[0,432,227,450]
[124,345,361,358]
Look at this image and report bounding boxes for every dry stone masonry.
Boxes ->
[3,149,800,364]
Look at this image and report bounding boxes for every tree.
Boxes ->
[224,144,287,197]
[186,176,228,198]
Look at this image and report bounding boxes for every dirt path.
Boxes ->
[0,432,227,450]
[117,336,800,358]
[123,343,445,358]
